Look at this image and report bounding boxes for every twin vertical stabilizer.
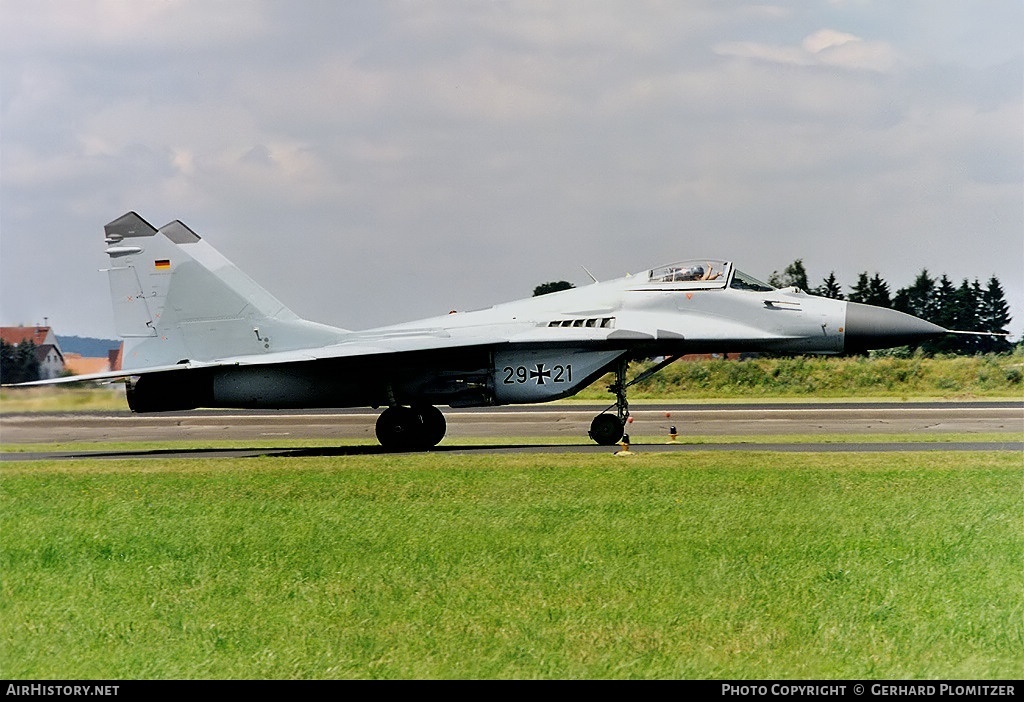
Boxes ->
[103,212,346,370]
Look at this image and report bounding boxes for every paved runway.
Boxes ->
[2,401,1021,460]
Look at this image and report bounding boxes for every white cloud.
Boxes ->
[716,28,901,72]
[0,0,268,53]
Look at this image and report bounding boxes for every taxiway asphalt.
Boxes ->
[1,401,1021,461]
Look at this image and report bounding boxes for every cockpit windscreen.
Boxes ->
[729,269,775,292]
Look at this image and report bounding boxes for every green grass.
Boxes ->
[2,451,1021,679]
[0,385,129,412]
[577,353,1024,400]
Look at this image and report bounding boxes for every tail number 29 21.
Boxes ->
[502,363,572,386]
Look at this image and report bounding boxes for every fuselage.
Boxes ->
[123,258,945,412]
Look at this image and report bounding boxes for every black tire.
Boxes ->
[589,414,624,445]
[376,405,447,450]
[375,406,420,449]
[413,404,447,448]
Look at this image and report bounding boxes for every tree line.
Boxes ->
[768,260,1014,355]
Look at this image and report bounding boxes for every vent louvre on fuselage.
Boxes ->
[547,317,615,329]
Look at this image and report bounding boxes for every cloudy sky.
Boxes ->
[2,1,1021,340]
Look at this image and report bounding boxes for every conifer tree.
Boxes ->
[926,275,959,354]
[978,276,1013,353]
[932,275,957,325]
[0,340,40,383]
[931,279,984,354]
[954,280,984,353]
[814,271,844,299]
[893,269,937,321]
[848,272,891,307]
[866,273,892,308]
[847,272,872,304]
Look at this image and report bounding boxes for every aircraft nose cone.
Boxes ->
[844,302,947,352]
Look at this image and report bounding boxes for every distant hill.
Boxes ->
[58,336,120,357]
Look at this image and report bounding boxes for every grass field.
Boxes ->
[2,451,1021,679]
[2,353,1020,679]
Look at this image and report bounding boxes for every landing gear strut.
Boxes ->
[588,356,682,446]
[376,404,447,450]
[589,360,629,445]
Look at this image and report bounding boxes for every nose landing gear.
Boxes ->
[588,360,629,445]
[588,355,681,446]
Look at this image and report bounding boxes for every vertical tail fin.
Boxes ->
[104,212,346,370]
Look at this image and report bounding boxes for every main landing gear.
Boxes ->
[588,356,681,446]
[375,404,447,450]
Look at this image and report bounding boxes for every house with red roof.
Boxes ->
[0,326,65,379]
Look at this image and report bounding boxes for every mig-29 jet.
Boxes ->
[14,211,951,448]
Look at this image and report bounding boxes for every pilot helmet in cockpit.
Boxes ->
[680,265,704,281]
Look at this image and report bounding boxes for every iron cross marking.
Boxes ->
[529,363,551,385]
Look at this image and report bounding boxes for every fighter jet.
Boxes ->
[15,211,951,448]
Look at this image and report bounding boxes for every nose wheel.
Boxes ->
[588,355,682,446]
[589,413,624,445]
[376,404,447,450]
[589,360,629,445]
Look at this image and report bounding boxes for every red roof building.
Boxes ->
[0,326,58,348]
[1,327,65,379]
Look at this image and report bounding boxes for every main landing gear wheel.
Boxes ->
[416,404,447,448]
[589,414,624,446]
[375,405,447,450]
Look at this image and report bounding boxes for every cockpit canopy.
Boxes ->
[647,260,775,292]
[649,259,730,284]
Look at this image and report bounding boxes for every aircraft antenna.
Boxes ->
[581,265,599,284]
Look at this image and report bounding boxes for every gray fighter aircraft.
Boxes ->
[18,211,950,448]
